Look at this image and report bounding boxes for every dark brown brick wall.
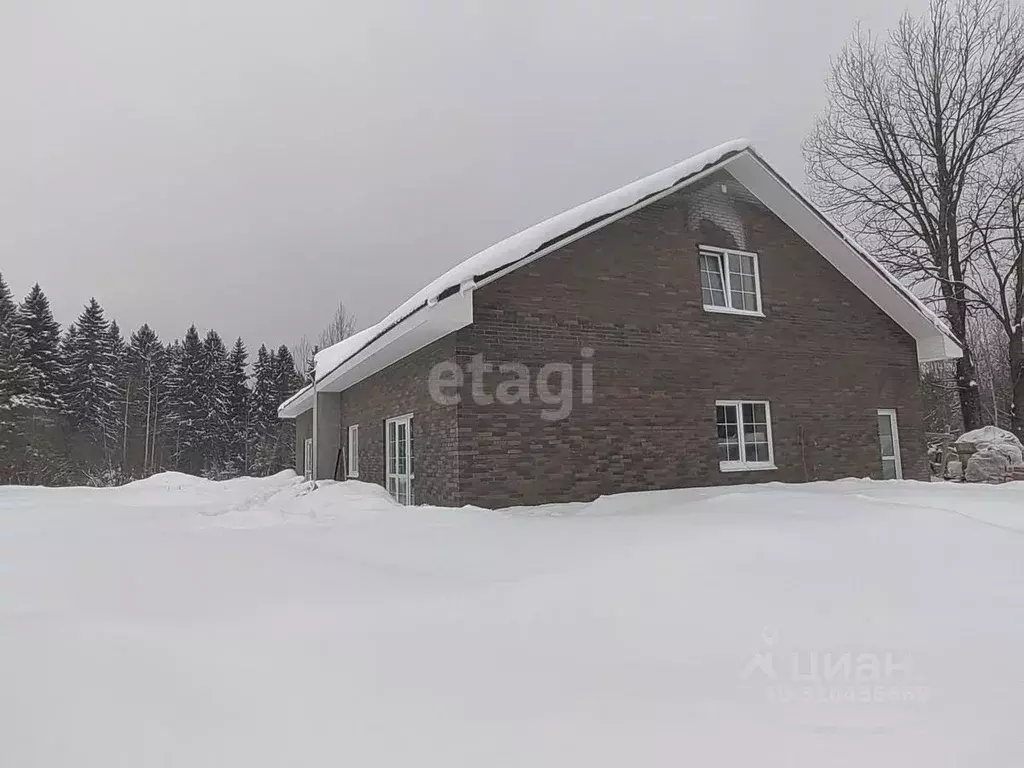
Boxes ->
[453,170,927,507]
[339,335,460,506]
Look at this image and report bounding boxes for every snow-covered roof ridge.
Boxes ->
[280,138,961,417]
[312,139,751,381]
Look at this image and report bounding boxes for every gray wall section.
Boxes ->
[293,393,341,480]
[295,409,312,477]
[316,392,343,480]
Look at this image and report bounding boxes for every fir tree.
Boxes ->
[58,324,78,398]
[127,324,166,476]
[107,320,129,473]
[199,329,231,475]
[0,273,36,481]
[0,273,36,406]
[0,274,37,403]
[168,326,205,474]
[107,321,126,361]
[18,284,63,409]
[250,345,276,431]
[226,338,250,474]
[159,339,184,472]
[9,283,66,483]
[62,299,119,470]
[273,345,304,403]
[271,345,304,472]
[249,344,278,474]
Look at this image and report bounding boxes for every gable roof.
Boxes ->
[279,140,961,418]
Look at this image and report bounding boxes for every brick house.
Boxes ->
[279,140,961,508]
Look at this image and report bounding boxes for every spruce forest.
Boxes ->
[0,272,305,485]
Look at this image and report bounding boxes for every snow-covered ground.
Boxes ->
[3,473,1024,766]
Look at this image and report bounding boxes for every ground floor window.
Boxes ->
[716,400,776,472]
[347,424,359,478]
[877,409,903,480]
[303,438,313,481]
[385,414,414,505]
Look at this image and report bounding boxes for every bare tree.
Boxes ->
[292,301,358,381]
[292,335,315,382]
[964,156,1024,433]
[805,0,1024,431]
[319,302,358,347]
[921,359,963,436]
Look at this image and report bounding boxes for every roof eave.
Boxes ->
[725,150,961,360]
[918,334,964,363]
[278,383,314,419]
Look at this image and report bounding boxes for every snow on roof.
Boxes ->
[313,139,750,382]
[277,380,313,414]
[282,138,961,418]
[309,325,381,384]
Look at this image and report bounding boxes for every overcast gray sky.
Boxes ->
[1,0,927,352]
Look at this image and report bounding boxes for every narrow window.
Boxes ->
[303,438,313,481]
[877,409,903,480]
[716,400,776,472]
[347,424,359,478]
[699,247,762,315]
[385,414,415,504]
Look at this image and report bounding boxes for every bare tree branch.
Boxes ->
[804,0,1024,431]
[291,301,359,382]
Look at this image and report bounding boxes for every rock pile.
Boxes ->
[953,426,1024,484]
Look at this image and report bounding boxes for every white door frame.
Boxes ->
[877,409,903,480]
[385,413,414,504]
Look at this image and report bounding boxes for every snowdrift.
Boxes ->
[3,475,1024,766]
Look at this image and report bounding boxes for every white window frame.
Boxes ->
[877,408,903,480]
[347,424,359,478]
[699,245,764,317]
[715,400,776,472]
[303,437,313,481]
[385,413,415,505]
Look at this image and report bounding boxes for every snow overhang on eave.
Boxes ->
[724,150,962,363]
[317,289,473,394]
[278,382,314,419]
[277,291,474,419]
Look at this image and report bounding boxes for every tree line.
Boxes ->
[0,273,305,485]
[806,0,1024,438]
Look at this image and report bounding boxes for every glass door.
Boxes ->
[386,414,414,504]
[877,409,903,480]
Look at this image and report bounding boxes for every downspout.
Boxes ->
[311,372,318,483]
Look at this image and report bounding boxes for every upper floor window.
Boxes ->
[699,246,763,316]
